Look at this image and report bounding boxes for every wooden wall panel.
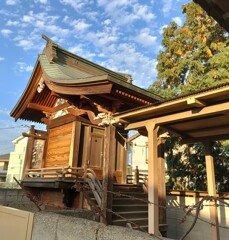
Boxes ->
[45,122,73,167]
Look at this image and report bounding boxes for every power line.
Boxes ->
[0,125,29,130]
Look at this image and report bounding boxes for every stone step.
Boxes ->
[112,210,148,220]
[113,197,147,205]
[113,184,144,193]
[112,203,148,212]
[112,217,148,227]
[113,192,147,198]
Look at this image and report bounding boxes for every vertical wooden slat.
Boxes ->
[41,126,49,168]
[69,121,81,167]
[22,125,35,178]
[101,124,116,224]
[204,141,220,240]
[146,122,160,235]
[82,126,91,167]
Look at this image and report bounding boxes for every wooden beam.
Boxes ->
[146,123,160,236]
[27,103,52,113]
[186,125,229,138]
[114,85,229,122]
[101,125,116,224]
[125,120,149,130]
[125,101,229,130]
[187,97,206,107]
[52,102,70,113]
[181,134,229,144]
[203,141,220,240]
[22,132,47,140]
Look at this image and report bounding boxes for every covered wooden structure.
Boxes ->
[114,83,229,238]
[10,35,162,211]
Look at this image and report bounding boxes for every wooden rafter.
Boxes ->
[27,103,52,113]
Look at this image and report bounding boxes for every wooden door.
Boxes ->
[89,133,104,168]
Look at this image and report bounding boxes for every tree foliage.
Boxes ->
[149,2,229,192]
[149,2,229,98]
[165,139,229,192]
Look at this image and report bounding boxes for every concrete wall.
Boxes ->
[0,188,39,212]
[32,212,167,240]
[167,195,229,240]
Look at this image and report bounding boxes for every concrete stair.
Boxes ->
[111,184,167,236]
[112,184,148,231]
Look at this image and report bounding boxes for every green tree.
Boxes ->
[149,2,229,98]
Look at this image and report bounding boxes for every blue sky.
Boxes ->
[0,0,189,154]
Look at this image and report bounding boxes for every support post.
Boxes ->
[204,141,220,240]
[22,125,35,178]
[101,124,116,224]
[146,122,160,235]
[134,166,139,184]
[158,137,167,233]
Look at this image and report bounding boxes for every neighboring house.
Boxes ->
[0,154,10,182]
[6,135,28,183]
[127,133,148,174]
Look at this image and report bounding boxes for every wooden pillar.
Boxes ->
[101,124,116,224]
[146,122,160,235]
[204,141,220,240]
[22,125,35,178]
[116,130,127,183]
[158,137,166,228]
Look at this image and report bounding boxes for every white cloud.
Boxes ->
[15,39,35,50]
[1,29,13,37]
[35,20,70,36]
[16,62,33,72]
[134,28,157,47]
[86,30,119,47]
[172,16,182,26]
[20,11,69,38]
[133,3,155,22]
[97,43,158,88]
[68,45,96,60]
[159,24,168,35]
[0,108,9,115]
[162,0,172,15]
[6,20,20,26]
[59,0,92,11]
[70,19,91,32]
[6,0,20,5]
[35,0,48,3]
[0,57,5,61]
[97,0,155,26]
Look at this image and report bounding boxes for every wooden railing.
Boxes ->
[25,166,103,208]
[25,166,85,178]
[83,168,102,207]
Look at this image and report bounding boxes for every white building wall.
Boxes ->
[6,137,28,183]
[129,135,148,173]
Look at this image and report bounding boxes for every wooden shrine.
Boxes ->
[10,35,162,210]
